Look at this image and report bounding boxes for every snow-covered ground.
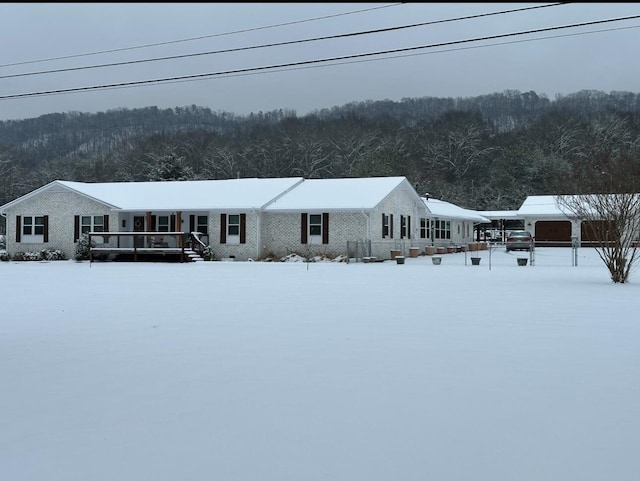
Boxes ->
[2,247,639,481]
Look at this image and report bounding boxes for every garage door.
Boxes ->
[535,221,572,247]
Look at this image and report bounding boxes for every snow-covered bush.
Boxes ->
[11,249,66,261]
[74,233,91,260]
[202,245,215,261]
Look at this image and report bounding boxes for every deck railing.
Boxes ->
[88,231,191,262]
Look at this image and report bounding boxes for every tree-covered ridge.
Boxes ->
[1,89,640,216]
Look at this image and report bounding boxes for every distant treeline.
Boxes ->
[1,89,640,215]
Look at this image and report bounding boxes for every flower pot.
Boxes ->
[396,256,405,265]
[425,246,435,256]
[409,247,420,258]
[517,258,528,266]
[432,256,442,265]
[471,257,481,265]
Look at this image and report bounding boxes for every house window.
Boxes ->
[226,214,240,244]
[382,213,390,238]
[420,218,430,239]
[80,215,104,235]
[197,215,208,235]
[220,213,246,244]
[309,214,322,244]
[23,216,45,236]
[301,213,328,245]
[157,215,171,232]
[400,215,410,239]
[434,220,451,240]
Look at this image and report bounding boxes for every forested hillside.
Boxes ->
[1,89,640,221]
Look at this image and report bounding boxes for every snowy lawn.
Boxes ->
[1,247,639,481]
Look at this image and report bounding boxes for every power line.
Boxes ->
[0,2,569,80]
[0,3,406,69]
[2,14,638,101]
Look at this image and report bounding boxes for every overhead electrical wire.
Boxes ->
[0,3,407,69]
[1,14,638,101]
[0,2,568,80]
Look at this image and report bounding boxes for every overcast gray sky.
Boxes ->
[1,2,639,122]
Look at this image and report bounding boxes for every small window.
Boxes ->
[197,215,208,235]
[420,218,429,239]
[23,216,45,236]
[382,214,390,238]
[434,220,451,240]
[81,215,104,234]
[228,214,240,236]
[308,214,323,244]
[157,216,171,232]
[309,214,322,237]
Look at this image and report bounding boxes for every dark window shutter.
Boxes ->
[322,213,329,244]
[43,215,49,243]
[301,213,308,244]
[74,215,80,242]
[408,215,411,239]
[16,215,21,243]
[382,213,385,237]
[240,213,246,244]
[104,215,110,232]
[189,215,195,233]
[390,214,394,239]
[220,214,227,244]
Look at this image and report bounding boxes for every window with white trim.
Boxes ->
[81,215,104,235]
[156,215,171,232]
[196,215,208,235]
[309,214,322,244]
[227,214,240,244]
[382,214,390,238]
[23,216,45,236]
[434,219,451,240]
[420,218,430,239]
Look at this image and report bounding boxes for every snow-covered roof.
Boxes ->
[423,197,490,223]
[264,176,410,211]
[517,195,573,218]
[55,178,304,211]
[478,210,522,220]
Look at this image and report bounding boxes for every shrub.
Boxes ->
[41,249,66,261]
[75,233,92,260]
[11,249,66,261]
[202,245,215,261]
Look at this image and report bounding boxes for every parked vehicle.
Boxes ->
[506,230,533,251]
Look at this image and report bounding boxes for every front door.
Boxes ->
[133,216,145,247]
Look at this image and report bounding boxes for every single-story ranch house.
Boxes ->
[0,176,491,262]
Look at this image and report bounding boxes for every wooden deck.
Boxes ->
[89,231,205,263]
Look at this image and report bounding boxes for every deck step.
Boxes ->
[185,249,204,262]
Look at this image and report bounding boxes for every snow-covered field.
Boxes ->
[2,247,639,481]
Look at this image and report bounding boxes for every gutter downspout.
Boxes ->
[255,209,260,261]
[0,212,7,253]
[361,210,370,256]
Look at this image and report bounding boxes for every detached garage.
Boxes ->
[515,195,580,247]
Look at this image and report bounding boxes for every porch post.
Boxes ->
[176,211,183,247]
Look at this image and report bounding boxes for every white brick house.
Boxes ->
[0,176,488,261]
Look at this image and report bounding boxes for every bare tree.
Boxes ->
[556,193,640,283]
